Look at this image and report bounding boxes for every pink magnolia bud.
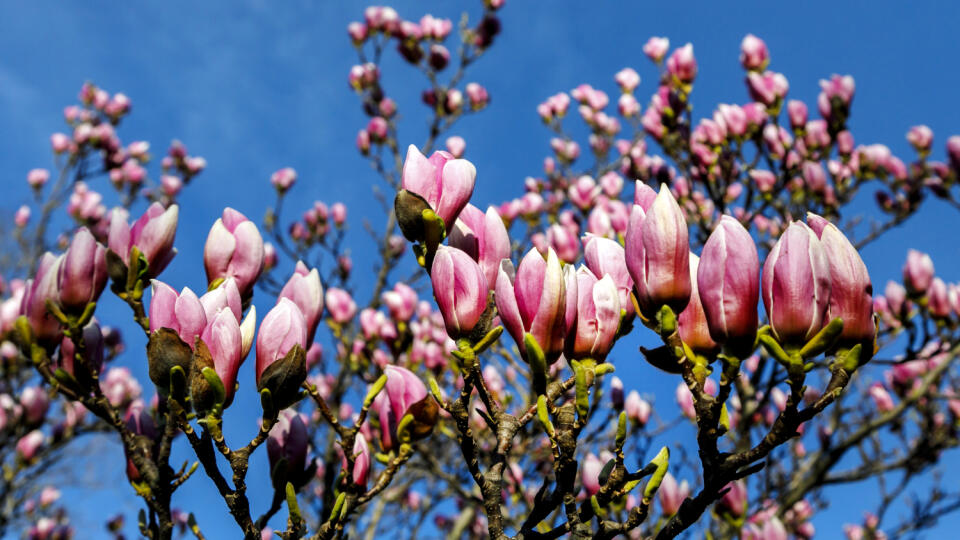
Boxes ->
[679,254,718,354]
[431,246,488,339]
[278,261,323,342]
[642,36,670,63]
[806,213,874,344]
[204,208,265,297]
[749,170,777,193]
[255,298,307,384]
[868,383,894,413]
[401,145,477,227]
[818,74,855,120]
[324,288,357,324]
[100,367,142,408]
[58,319,105,378]
[16,430,44,462]
[448,204,510,291]
[200,278,242,324]
[367,116,388,140]
[57,228,107,313]
[948,135,960,168]
[902,249,934,295]
[747,71,789,106]
[718,480,748,517]
[786,100,808,129]
[928,278,950,318]
[263,243,277,271]
[740,34,769,71]
[884,281,907,316]
[581,453,603,496]
[906,125,933,152]
[445,136,466,158]
[698,216,760,350]
[149,282,207,349]
[382,282,418,322]
[614,67,641,93]
[50,133,71,154]
[761,222,830,346]
[270,167,297,192]
[268,410,310,482]
[625,390,651,426]
[625,184,691,318]
[666,44,697,84]
[27,169,50,189]
[658,473,690,516]
[466,82,489,110]
[356,129,371,154]
[347,21,368,43]
[566,268,620,360]
[14,205,30,228]
[349,433,371,486]
[495,248,569,363]
[20,386,49,425]
[108,203,179,277]
[546,224,579,263]
[609,376,624,409]
[374,365,427,451]
[20,253,64,343]
[201,308,244,406]
[583,235,634,318]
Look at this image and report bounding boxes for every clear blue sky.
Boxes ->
[3,1,960,537]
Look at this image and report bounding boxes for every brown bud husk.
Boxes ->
[640,345,684,374]
[257,344,307,411]
[394,189,432,242]
[105,249,129,287]
[406,395,439,441]
[189,340,227,416]
[147,328,193,395]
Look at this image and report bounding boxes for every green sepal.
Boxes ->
[615,412,627,449]
[758,333,794,367]
[472,325,503,355]
[718,404,730,435]
[14,315,33,346]
[573,360,590,421]
[595,363,615,376]
[77,301,97,328]
[396,412,416,444]
[657,305,677,337]
[590,495,604,518]
[428,378,444,404]
[207,277,225,292]
[260,388,275,419]
[53,367,80,391]
[524,333,548,396]
[329,492,346,521]
[799,317,844,359]
[285,482,302,521]
[536,395,555,438]
[643,446,670,501]
[364,374,389,408]
[834,343,863,373]
[201,367,226,407]
[421,208,446,263]
[598,457,616,488]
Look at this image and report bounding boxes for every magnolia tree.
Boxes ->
[4,2,960,539]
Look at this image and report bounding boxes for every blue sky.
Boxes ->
[3,0,960,537]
